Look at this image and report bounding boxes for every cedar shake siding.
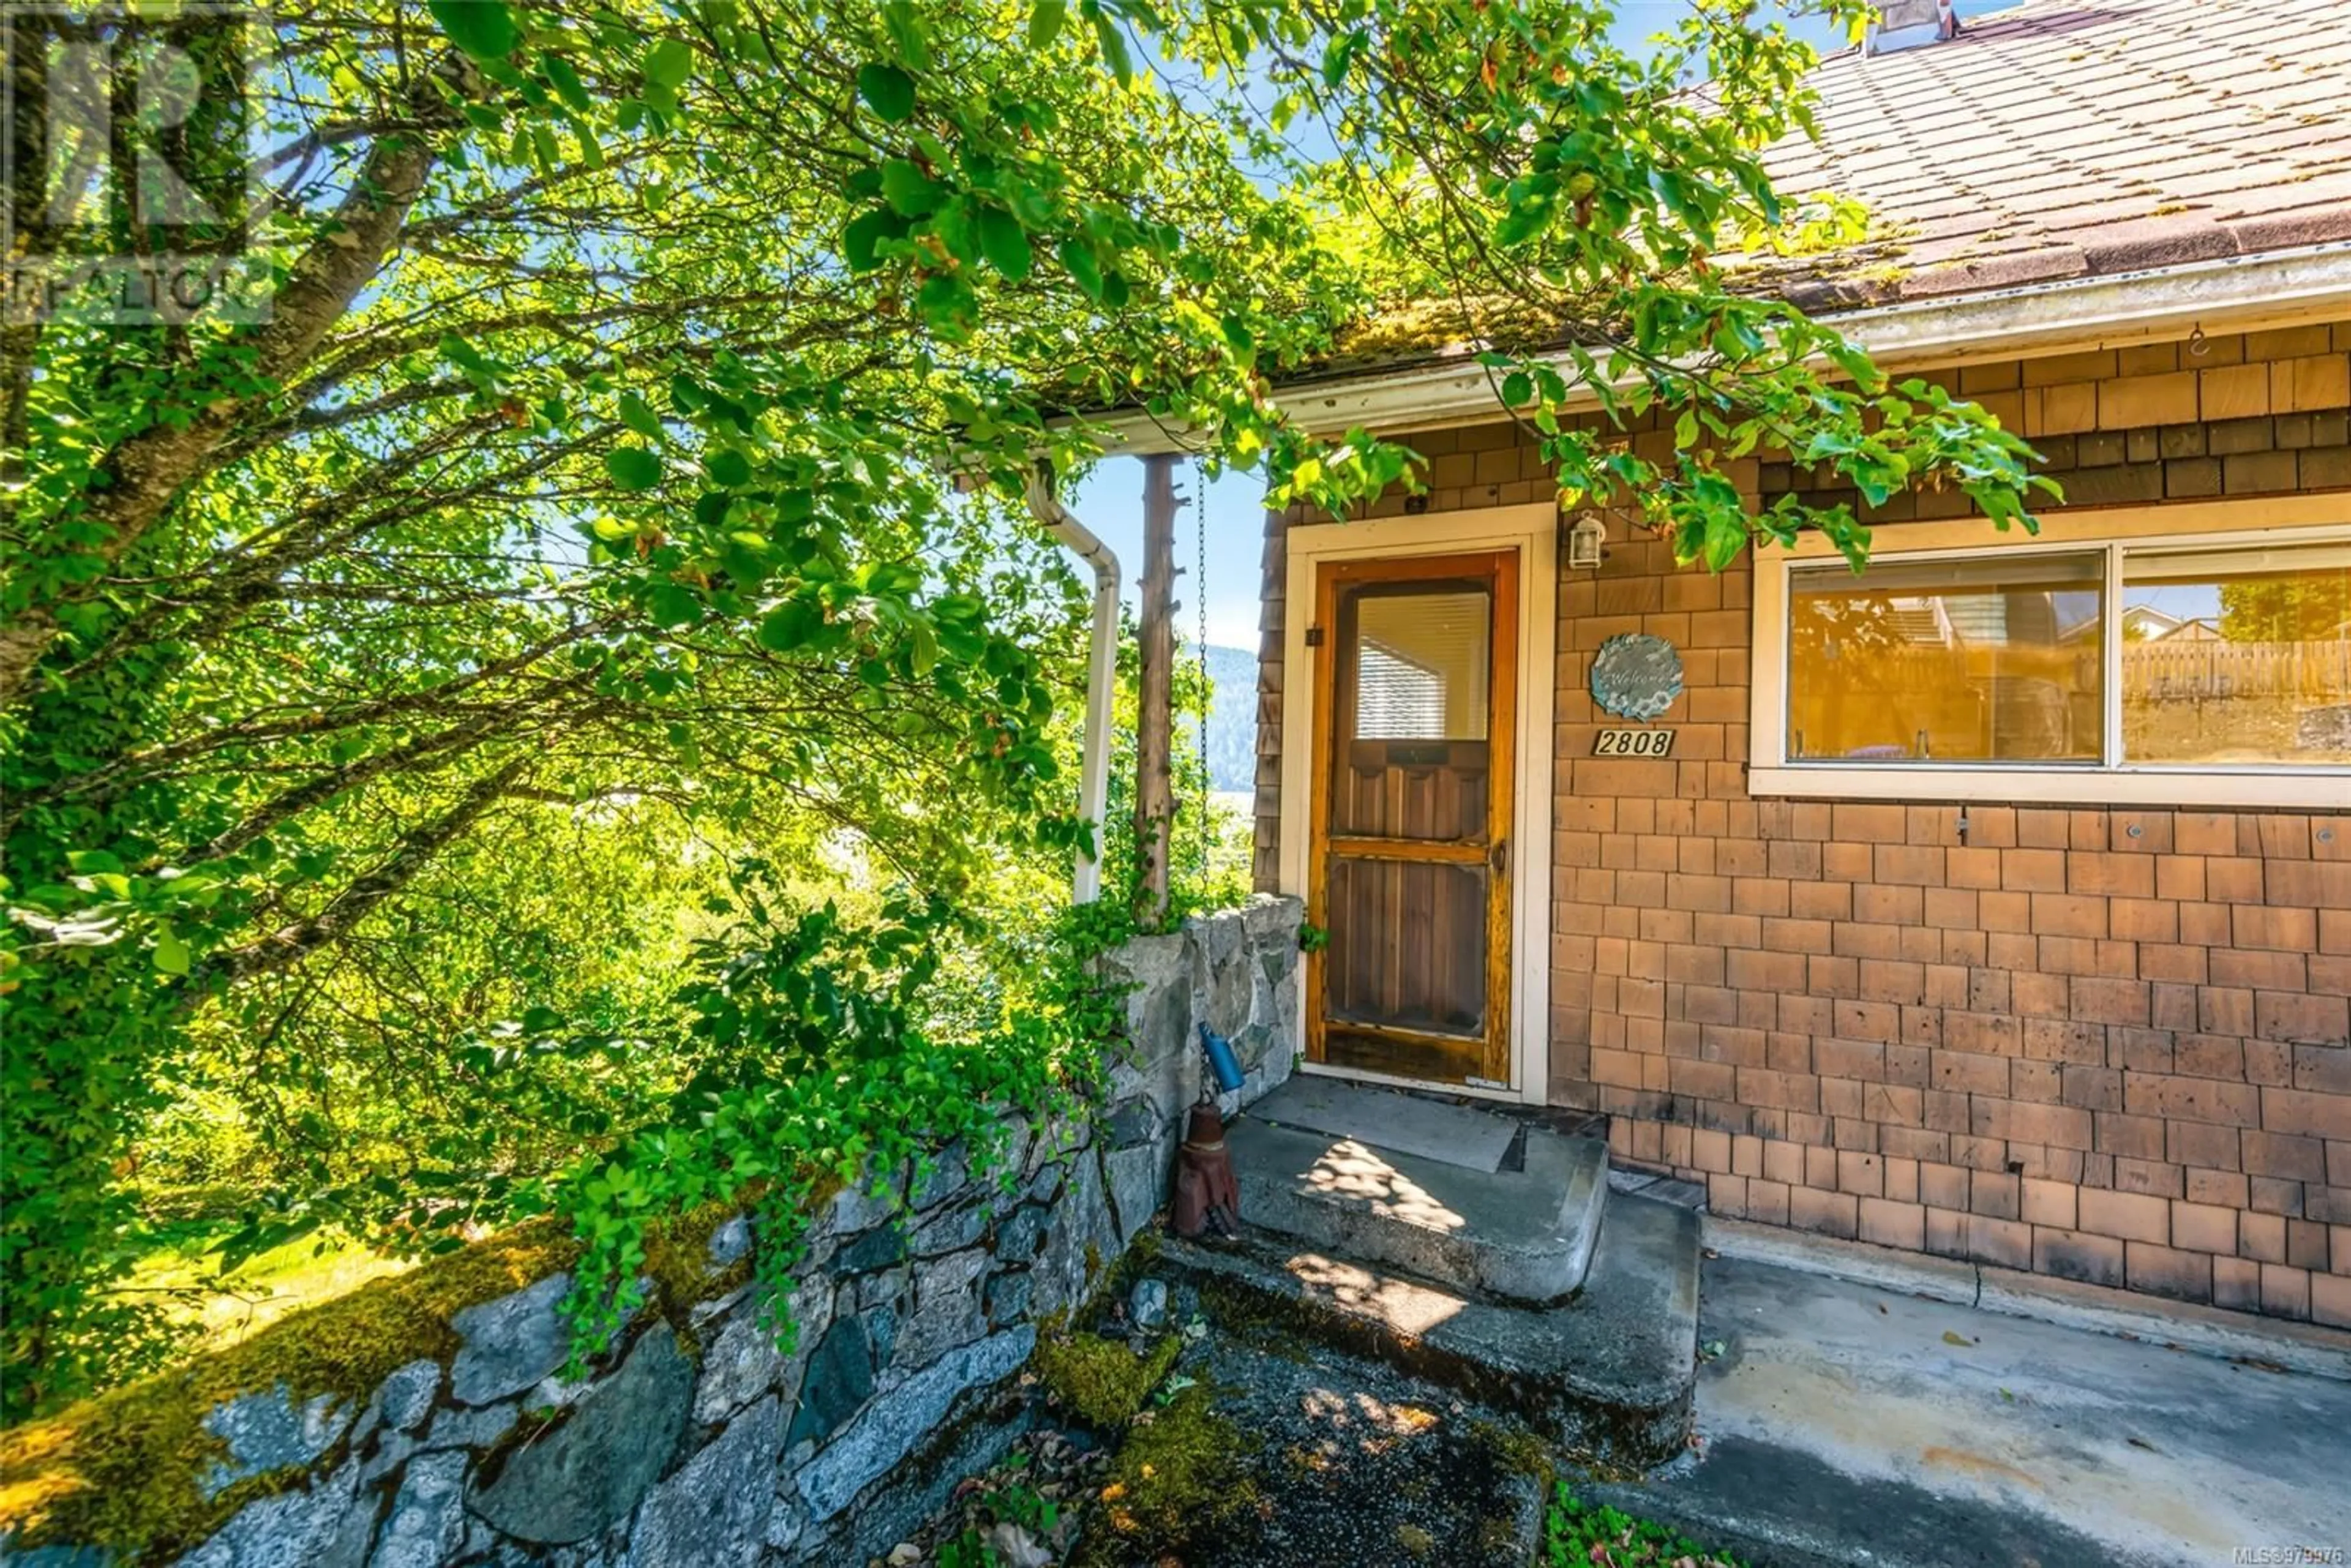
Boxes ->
[1255,320,2351,1327]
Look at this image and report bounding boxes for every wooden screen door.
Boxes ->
[1306,549,1517,1087]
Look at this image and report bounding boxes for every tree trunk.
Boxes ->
[1134,454,1178,927]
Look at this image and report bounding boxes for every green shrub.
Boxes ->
[1545,1484,1746,1568]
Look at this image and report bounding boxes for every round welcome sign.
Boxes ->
[1589,632,1684,722]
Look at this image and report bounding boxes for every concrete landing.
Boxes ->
[1228,1108,1608,1303]
[1580,1253,2351,1567]
[1248,1075,1519,1171]
[1160,1191,1703,1469]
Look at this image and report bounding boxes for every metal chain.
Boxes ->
[1194,456,1211,880]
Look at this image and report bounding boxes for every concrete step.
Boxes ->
[1245,1074,1521,1171]
[1160,1191,1704,1470]
[1228,1107,1609,1303]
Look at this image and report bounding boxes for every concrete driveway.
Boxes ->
[1580,1250,2351,1568]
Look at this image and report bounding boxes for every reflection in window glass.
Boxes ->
[2123,544,2351,765]
[1788,554,2104,763]
[1352,589,1490,741]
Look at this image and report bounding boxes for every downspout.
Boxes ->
[1023,465,1121,905]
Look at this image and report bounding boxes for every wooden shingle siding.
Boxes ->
[1251,506,1289,894]
[1255,320,2351,1327]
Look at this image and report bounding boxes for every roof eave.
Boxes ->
[1078,241,2351,457]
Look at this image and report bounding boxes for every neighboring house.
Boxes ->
[2122,606,2222,642]
[1111,0,2351,1324]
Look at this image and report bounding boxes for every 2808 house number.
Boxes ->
[1594,727,1676,757]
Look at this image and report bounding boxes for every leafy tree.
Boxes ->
[2219,571,2351,642]
[2,0,2046,1419]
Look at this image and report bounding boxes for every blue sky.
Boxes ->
[1073,0,2026,653]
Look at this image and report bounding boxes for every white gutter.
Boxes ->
[1023,467,1121,905]
[1078,241,2351,454]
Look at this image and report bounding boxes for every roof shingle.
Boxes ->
[1750,0,2351,308]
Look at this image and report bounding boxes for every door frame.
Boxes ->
[1279,501,1558,1105]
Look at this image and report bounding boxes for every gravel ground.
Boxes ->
[1169,1322,1546,1567]
[880,1274,1548,1567]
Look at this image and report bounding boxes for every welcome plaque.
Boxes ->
[1589,633,1684,721]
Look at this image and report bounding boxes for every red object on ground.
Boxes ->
[1172,1101,1240,1238]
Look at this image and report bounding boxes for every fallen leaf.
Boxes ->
[1942,1330,1976,1347]
[985,1521,1053,1568]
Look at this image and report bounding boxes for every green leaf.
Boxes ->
[757,600,822,652]
[977,206,1033,281]
[880,160,945,217]
[643,37,692,90]
[1059,239,1102,299]
[1090,11,1133,82]
[618,391,662,441]
[438,334,489,374]
[1028,0,1067,47]
[428,0,516,60]
[606,447,662,490]
[857,62,917,123]
[542,54,591,113]
[842,207,905,272]
[153,928,190,977]
[706,449,752,488]
[881,1,933,69]
[1322,29,1365,88]
[647,582,702,627]
[1493,200,1551,249]
[1500,370,1532,408]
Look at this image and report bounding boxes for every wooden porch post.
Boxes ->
[1134,454,1178,926]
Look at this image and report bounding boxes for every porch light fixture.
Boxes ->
[1565,511,1606,570]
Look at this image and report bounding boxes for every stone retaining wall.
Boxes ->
[13,897,1301,1568]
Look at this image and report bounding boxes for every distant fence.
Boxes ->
[2123,639,2351,704]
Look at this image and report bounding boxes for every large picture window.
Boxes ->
[1752,510,2351,806]
[1788,553,2104,764]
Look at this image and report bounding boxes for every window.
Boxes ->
[1789,553,2104,763]
[2122,544,2351,767]
[1753,514,2351,807]
[1351,588,1490,741]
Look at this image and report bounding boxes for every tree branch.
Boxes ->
[209,752,533,986]
[0,54,467,710]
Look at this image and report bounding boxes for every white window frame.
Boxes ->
[1748,495,2351,809]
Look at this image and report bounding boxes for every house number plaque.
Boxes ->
[1594,727,1677,757]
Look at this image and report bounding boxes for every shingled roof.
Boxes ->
[1304,0,2351,381]
[1751,0,2351,309]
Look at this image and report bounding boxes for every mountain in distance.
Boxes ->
[1192,643,1259,794]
